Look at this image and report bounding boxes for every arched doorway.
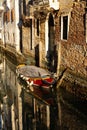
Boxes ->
[48,13,54,53]
[46,14,57,72]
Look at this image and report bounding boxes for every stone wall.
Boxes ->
[22,26,35,65]
[57,1,87,78]
[40,22,46,67]
[55,1,87,99]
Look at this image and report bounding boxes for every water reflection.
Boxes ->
[57,87,87,130]
[0,52,87,130]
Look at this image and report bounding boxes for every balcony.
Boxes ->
[24,0,59,21]
[32,0,59,10]
[33,0,49,6]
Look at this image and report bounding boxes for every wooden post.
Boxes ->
[17,83,23,130]
[46,105,50,130]
[11,104,16,130]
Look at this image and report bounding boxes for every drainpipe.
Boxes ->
[85,0,87,43]
[17,83,23,130]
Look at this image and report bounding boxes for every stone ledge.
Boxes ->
[57,69,87,100]
[0,44,26,65]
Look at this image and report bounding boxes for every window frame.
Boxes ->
[61,13,70,41]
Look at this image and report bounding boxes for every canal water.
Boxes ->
[0,52,87,130]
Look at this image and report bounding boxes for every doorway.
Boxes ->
[46,14,57,72]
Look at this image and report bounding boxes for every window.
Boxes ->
[7,10,10,22]
[30,19,32,50]
[4,11,10,23]
[4,12,7,22]
[11,9,15,22]
[61,15,68,40]
[63,16,68,40]
[37,19,39,36]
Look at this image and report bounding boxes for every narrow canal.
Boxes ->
[0,52,87,130]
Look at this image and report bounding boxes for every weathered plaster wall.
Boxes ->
[40,21,46,67]
[22,26,35,65]
[22,26,30,53]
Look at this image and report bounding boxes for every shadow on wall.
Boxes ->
[35,44,39,67]
[35,44,58,72]
[46,45,58,73]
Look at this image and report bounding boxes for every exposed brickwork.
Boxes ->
[57,2,87,78]
[54,1,87,99]
[69,2,86,45]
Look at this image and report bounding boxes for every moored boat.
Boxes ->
[16,65,57,90]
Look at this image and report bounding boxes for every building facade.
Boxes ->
[21,0,87,87]
[2,0,21,52]
[1,0,87,130]
[20,0,60,70]
[2,0,87,75]
[0,5,3,40]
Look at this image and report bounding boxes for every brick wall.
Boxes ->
[57,1,87,78]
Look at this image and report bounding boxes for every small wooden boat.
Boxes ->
[16,65,57,89]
